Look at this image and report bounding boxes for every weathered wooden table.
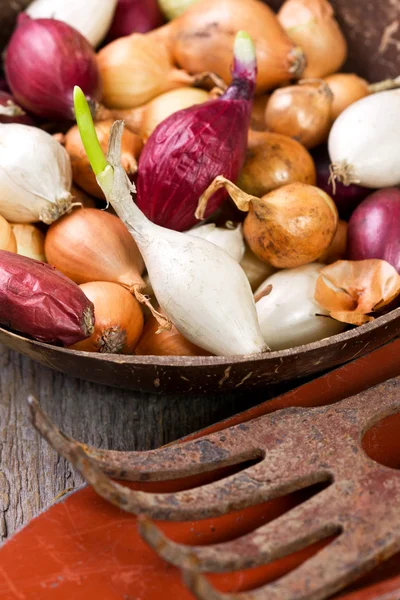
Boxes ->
[0,343,293,541]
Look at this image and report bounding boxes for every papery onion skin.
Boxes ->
[250,95,269,132]
[324,73,369,121]
[255,263,346,350]
[265,81,333,149]
[347,189,400,273]
[136,32,256,231]
[65,121,142,199]
[239,131,316,197]
[243,182,338,268]
[0,217,17,253]
[313,145,370,219]
[45,208,145,288]
[106,0,164,41]
[0,250,94,345]
[169,0,306,93]
[5,15,102,120]
[10,224,46,262]
[135,311,208,356]
[278,0,347,78]
[70,281,144,354]
[0,91,34,125]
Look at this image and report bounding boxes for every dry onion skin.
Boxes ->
[265,80,333,149]
[0,216,17,253]
[98,33,196,109]
[197,178,338,269]
[70,185,97,209]
[10,224,46,262]
[135,312,209,356]
[324,73,370,120]
[314,259,400,325]
[70,282,144,354]
[250,95,270,131]
[239,131,316,197]
[166,0,306,93]
[278,0,347,78]
[317,219,347,264]
[64,120,142,199]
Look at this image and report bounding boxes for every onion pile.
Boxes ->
[0,0,398,364]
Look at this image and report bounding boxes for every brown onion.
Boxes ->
[278,0,347,78]
[250,95,270,131]
[197,179,338,268]
[317,219,347,264]
[70,282,144,354]
[164,0,306,93]
[71,185,97,209]
[10,224,46,262]
[265,80,333,149]
[135,312,209,356]
[324,73,370,120]
[0,216,17,253]
[64,121,142,199]
[98,33,196,109]
[238,131,316,197]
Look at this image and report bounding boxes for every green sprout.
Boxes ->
[73,86,107,177]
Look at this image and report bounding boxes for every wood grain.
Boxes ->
[0,343,295,540]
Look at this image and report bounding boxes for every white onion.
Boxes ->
[26,0,117,47]
[0,124,72,224]
[187,223,245,263]
[255,263,346,350]
[328,89,400,188]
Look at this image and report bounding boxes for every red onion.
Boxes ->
[347,188,400,273]
[136,31,256,231]
[313,145,370,220]
[106,0,164,42]
[0,79,10,93]
[0,250,95,345]
[5,15,102,121]
[0,91,34,125]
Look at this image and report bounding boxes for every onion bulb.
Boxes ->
[70,282,144,354]
[317,219,347,264]
[106,0,164,41]
[135,312,208,356]
[278,0,347,78]
[25,0,118,47]
[167,0,306,92]
[240,246,276,292]
[265,80,333,149]
[255,263,346,350]
[187,223,245,263]
[71,185,97,209]
[328,90,400,188]
[197,178,338,268]
[10,224,46,262]
[239,131,316,197]
[0,124,72,225]
[98,33,197,109]
[324,73,370,121]
[0,216,17,253]
[250,95,270,132]
[64,121,142,199]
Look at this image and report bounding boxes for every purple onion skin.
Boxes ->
[5,15,102,121]
[0,91,34,125]
[313,145,371,220]
[0,250,95,346]
[347,188,400,273]
[136,52,256,231]
[106,0,164,42]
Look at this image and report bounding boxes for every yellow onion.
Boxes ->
[278,0,347,78]
[324,73,370,120]
[239,131,316,197]
[250,95,270,131]
[197,179,338,268]
[135,311,209,356]
[10,224,46,262]
[64,120,142,199]
[0,215,17,253]
[70,282,144,354]
[164,0,306,93]
[97,87,210,141]
[317,219,347,264]
[265,80,333,149]
[98,33,197,109]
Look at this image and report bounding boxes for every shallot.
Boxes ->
[135,312,208,356]
[106,0,164,41]
[187,223,245,263]
[10,224,46,262]
[324,73,369,120]
[0,217,17,253]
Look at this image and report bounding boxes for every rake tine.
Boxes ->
[139,487,338,572]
